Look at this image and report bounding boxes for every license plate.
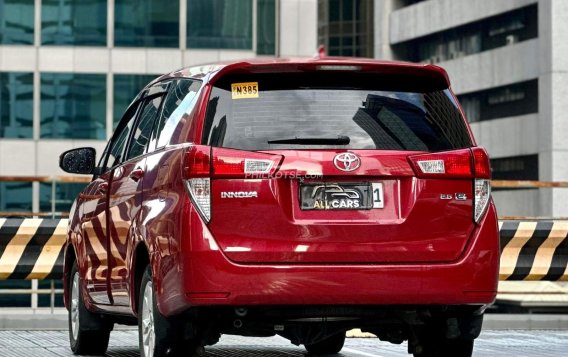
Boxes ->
[300,183,384,210]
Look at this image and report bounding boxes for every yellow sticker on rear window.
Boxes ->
[231,82,259,99]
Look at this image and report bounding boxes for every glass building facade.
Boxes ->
[40,73,106,140]
[39,182,86,212]
[257,0,276,55]
[0,182,32,212]
[113,74,157,126]
[0,72,33,138]
[4,0,278,49]
[188,0,253,49]
[317,0,374,57]
[41,0,107,45]
[115,0,179,47]
[0,0,34,44]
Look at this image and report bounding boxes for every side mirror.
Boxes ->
[59,147,96,174]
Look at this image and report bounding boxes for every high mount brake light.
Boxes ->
[408,147,492,223]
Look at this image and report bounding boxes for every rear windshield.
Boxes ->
[202,73,472,151]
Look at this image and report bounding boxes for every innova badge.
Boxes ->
[333,152,361,172]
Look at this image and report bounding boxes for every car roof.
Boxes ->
[148,57,451,90]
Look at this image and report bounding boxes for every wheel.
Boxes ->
[139,266,184,357]
[68,261,112,355]
[305,331,346,355]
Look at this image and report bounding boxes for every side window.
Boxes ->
[154,79,202,148]
[124,94,164,161]
[108,109,137,167]
[98,103,140,173]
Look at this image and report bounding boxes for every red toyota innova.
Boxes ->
[59,58,499,357]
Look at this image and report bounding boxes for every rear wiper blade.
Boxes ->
[267,135,350,145]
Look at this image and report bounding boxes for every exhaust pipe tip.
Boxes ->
[234,307,248,317]
[233,319,243,329]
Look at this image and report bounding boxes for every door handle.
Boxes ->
[97,182,108,195]
[130,168,145,182]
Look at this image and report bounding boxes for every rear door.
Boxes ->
[82,102,141,305]
[107,87,166,306]
[201,72,477,264]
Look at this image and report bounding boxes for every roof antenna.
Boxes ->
[315,45,326,58]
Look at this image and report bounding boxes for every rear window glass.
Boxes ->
[202,73,472,151]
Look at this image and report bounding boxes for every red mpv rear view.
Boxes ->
[60,58,499,357]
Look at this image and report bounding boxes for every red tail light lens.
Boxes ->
[183,145,212,222]
[212,148,283,178]
[472,147,492,223]
[409,147,492,223]
[408,149,473,178]
[472,147,491,179]
[183,145,211,178]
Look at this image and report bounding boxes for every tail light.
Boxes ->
[183,146,282,223]
[408,149,473,178]
[472,147,491,223]
[183,145,212,222]
[408,147,492,223]
[212,148,283,178]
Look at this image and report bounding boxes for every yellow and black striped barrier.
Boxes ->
[499,220,568,281]
[0,218,67,280]
[0,218,567,281]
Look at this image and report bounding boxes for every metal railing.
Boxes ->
[0,175,90,218]
[0,280,62,313]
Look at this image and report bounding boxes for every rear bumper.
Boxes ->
[169,204,499,315]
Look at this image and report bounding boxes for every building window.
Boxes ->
[0,72,33,139]
[113,74,156,127]
[187,0,253,49]
[39,182,86,213]
[41,0,107,46]
[458,79,538,122]
[394,5,538,63]
[491,154,538,181]
[40,73,106,139]
[0,0,34,44]
[257,0,276,55]
[317,0,374,57]
[0,181,32,213]
[115,0,179,47]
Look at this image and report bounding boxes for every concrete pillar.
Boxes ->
[374,0,398,60]
[278,0,317,57]
[538,0,568,217]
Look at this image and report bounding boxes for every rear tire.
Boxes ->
[139,266,183,357]
[305,332,346,355]
[68,262,112,355]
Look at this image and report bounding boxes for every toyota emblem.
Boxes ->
[333,153,361,172]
